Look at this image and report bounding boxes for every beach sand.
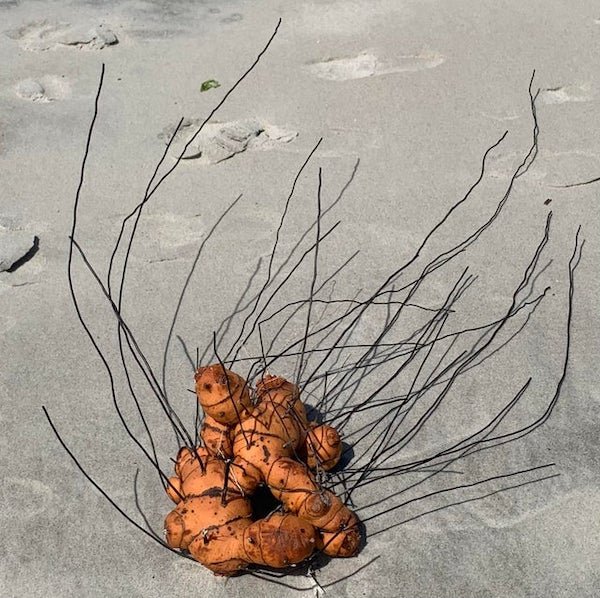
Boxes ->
[0,1,598,596]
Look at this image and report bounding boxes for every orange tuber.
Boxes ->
[163,364,362,575]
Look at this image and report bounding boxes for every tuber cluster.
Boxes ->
[163,364,362,576]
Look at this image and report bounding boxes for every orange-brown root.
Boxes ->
[305,423,343,471]
[195,364,252,426]
[242,513,319,569]
[164,367,362,575]
[201,414,234,457]
[166,476,181,503]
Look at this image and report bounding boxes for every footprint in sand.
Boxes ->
[159,118,298,164]
[539,83,593,105]
[6,20,118,51]
[306,51,445,81]
[142,212,204,261]
[221,13,243,24]
[14,79,46,102]
[0,477,55,520]
[15,75,70,102]
[0,313,16,332]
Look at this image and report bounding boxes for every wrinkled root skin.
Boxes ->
[163,365,362,576]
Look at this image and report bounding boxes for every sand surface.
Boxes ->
[1,1,599,597]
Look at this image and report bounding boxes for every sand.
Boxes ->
[0,1,598,597]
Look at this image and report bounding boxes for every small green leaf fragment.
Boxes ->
[200,79,221,92]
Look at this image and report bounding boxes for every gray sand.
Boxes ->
[0,1,598,597]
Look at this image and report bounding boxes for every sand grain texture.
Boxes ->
[0,1,598,597]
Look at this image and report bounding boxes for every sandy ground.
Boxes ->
[1,1,599,597]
